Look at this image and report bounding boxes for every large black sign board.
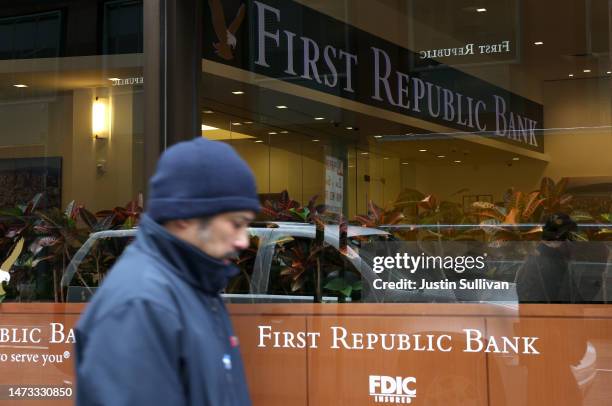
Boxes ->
[203,0,544,152]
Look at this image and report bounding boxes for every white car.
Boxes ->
[62,222,462,303]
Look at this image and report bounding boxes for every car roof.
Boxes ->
[260,222,389,237]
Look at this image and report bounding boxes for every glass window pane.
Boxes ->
[0,2,144,305]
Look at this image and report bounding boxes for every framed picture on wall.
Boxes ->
[477,195,493,203]
[565,176,612,216]
[462,195,478,213]
[0,157,62,209]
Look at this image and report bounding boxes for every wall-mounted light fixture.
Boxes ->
[92,97,110,139]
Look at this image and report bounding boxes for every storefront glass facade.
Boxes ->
[201,2,612,403]
[0,0,145,303]
[202,0,612,304]
[0,0,611,404]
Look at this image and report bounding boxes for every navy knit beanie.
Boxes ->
[146,137,260,223]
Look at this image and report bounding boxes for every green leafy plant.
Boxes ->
[470,190,543,243]
[0,193,43,256]
[324,277,362,299]
[389,189,472,241]
[0,193,143,302]
[92,194,143,230]
[272,237,325,293]
[269,236,361,301]
[227,234,261,294]
[261,190,325,223]
[539,177,572,217]
[62,196,143,293]
[28,201,87,301]
[260,191,329,301]
[353,200,404,228]
[0,238,24,303]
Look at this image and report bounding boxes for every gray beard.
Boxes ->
[197,227,239,260]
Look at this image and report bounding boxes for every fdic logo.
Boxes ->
[369,375,416,404]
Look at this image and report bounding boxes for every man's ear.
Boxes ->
[164,219,193,232]
[174,219,192,229]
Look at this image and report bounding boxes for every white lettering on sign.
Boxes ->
[0,323,74,367]
[50,323,76,344]
[110,77,143,86]
[253,0,280,68]
[253,0,358,94]
[250,1,539,149]
[0,324,74,345]
[463,329,540,354]
[493,95,539,146]
[369,375,417,404]
[257,325,321,348]
[257,325,540,355]
[369,45,503,135]
[0,327,42,344]
[419,41,510,59]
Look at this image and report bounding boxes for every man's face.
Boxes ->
[195,211,255,260]
[167,211,255,261]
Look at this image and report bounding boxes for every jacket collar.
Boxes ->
[135,214,238,294]
[537,241,571,259]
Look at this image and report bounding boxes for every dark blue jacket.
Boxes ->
[75,214,251,406]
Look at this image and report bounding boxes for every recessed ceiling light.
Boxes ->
[437,155,445,158]
[607,71,611,75]
[232,91,244,95]
[276,105,288,109]
[360,152,369,155]
[533,41,543,45]
[383,157,389,160]
[268,131,277,135]
[454,160,462,163]
[312,139,320,142]
[374,135,383,139]
[314,117,325,120]
[348,165,355,168]
[476,8,487,12]
[280,130,289,134]
[568,74,574,77]
[231,122,241,126]
[419,149,427,152]
[346,126,353,130]
[512,157,520,161]
[13,84,27,88]
[108,77,120,81]
[583,69,591,73]
[203,110,214,114]
[243,121,253,124]
[401,162,409,165]
[201,124,218,131]
[254,140,264,143]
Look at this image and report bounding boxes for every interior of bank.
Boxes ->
[197,0,612,228]
[200,69,608,221]
[0,0,610,305]
[0,0,610,227]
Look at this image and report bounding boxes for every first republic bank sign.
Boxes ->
[204,0,543,152]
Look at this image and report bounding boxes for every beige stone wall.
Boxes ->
[69,87,143,212]
[0,86,143,212]
[227,141,404,219]
[541,77,612,180]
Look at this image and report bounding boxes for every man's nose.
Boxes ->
[235,231,250,250]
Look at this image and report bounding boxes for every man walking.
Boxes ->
[75,138,259,405]
[516,212,580,303]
